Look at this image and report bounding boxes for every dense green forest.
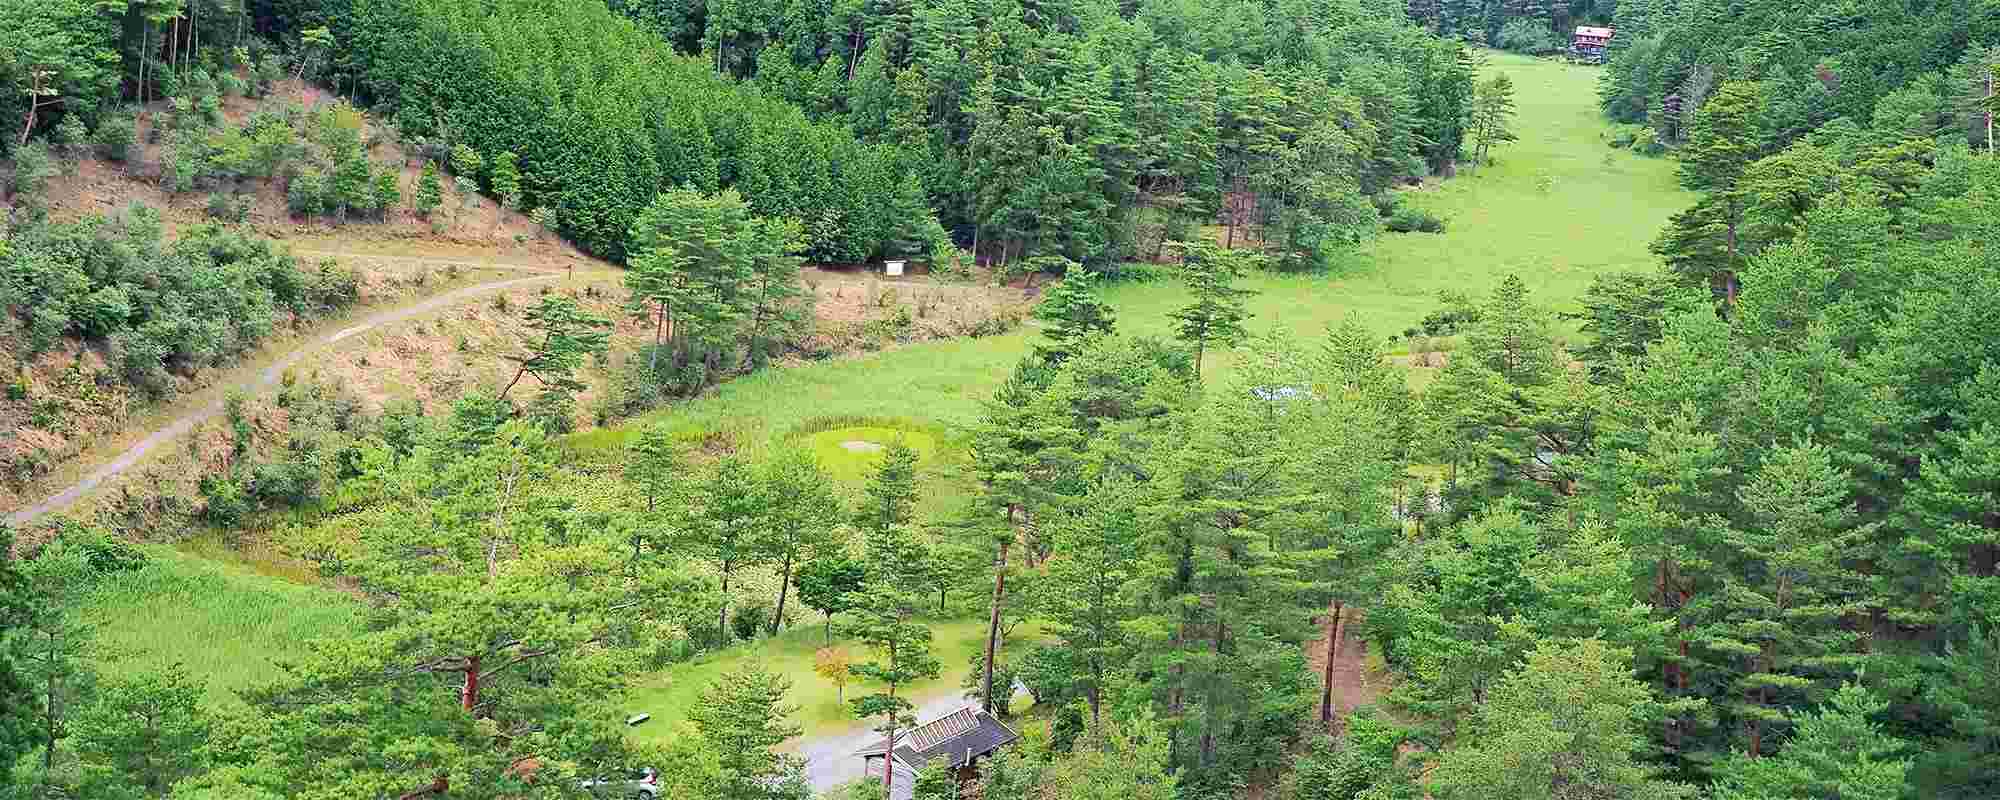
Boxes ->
[609,0,1467,271]
[5,0,2000,799]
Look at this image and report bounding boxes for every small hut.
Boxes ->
[856,707,1019,800]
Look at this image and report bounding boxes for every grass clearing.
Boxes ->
[623,618,1023,744]
[76,546,360,705]
[801,426,942,482]
[591,52,1686,449]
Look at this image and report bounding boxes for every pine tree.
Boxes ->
[1711,684,1911,800]
[1167,240,1259,376]
[1030,266,1117,365]
[71,664,213,797]
[1429,639,1690,800]
[1042,478,1144,723]
[844,524,942,800]
[1669,80,1764,306]
[0,531,32,789]
[1701,442,1870,756]
[498,294,613,401]
[625,188,760,370]
[689,455,770,642]
[688,664,809,800]
[7,539,98,777]
[855,438,921,538]
[1467,73,1519,166]
[742,216,806,368]
[625,423,685,566]
[759,447,843,633]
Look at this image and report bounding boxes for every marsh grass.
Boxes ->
[76,546,360,705]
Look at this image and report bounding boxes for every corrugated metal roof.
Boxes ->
[856,707,1020,769]
[1575,26,1615,38]
[909,708,980,751]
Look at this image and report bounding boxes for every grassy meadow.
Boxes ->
[573,50,1689,452]
[66,51,1687,736]
[623,618,1031,745]
[76,546,361,705]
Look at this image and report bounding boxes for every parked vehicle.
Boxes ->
[580,767,659,798]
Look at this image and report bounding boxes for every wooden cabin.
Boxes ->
[857,707,1019,800]
[1572,26,1615,63]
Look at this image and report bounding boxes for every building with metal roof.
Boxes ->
[856,707,1019,800]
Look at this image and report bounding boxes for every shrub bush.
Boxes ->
[2,208,361,396]
[199,473,251,527]
[731,601,770,641]
[9,140,58,200]
[92,114,137,162]
[524,388,577,435]
[1632,127,1667,156]
[1386,207,1447,234]
[288,169,330,216]
[53,114,89,159]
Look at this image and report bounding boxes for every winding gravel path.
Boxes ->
[5,266,566,527]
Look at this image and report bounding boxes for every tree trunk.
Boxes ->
[848,28,862,81]
[1657,559,1681,749]
[1723,198,1740,309]
[1199,618,1224,764]
[719,567,732,641]
[499,365,529,401]
[649,301,666,371]
[881,687,899,800]
[461,654,481,712]
[981,536,1010,713]
[744,292,768,371]
[773,550,795,634]
[42,646,57,773]
[824,615,834,647]
[17,88,47,148]
[1318,600,1342,727]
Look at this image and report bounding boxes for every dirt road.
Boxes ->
[4,267,566,527]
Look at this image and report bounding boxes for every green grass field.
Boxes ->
[623,618,1023,745]
[76,546,361,705]
[67,51,1686,736]
[571,51,1688,451]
